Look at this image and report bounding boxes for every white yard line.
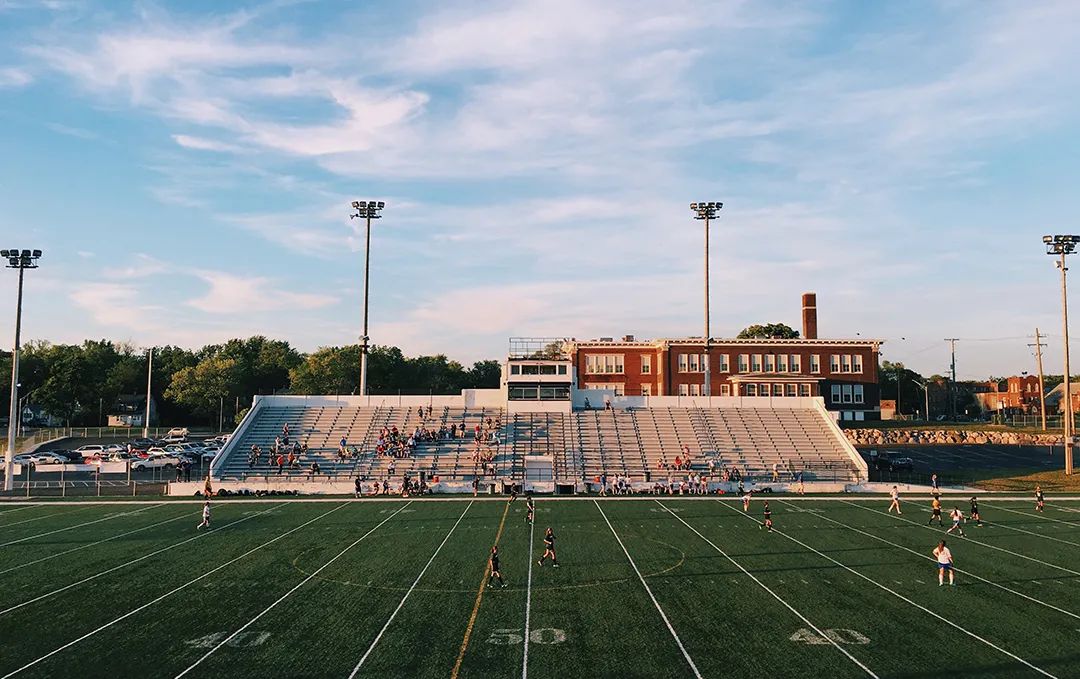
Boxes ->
[657,501,878,678]
[845,501,1080,577]
[348,502,473,678]
[985,502,1080,528]
[0,503,286,617]
[0,504,163,548]
[173,501,412,679]
[0,508,200,576]
[776,500,1080,622]
[2,503,348,679]
[522,515,536,679]
[717,501,1058,679]
[594,500,703,679]
[0,506,35,517]
[0,508,85,529]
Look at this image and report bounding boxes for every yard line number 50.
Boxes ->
[487,628,567,645]
[790,628,870,645]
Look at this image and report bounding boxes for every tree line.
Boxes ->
[0,337,500,427]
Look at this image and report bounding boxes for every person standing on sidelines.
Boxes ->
[946,507,965,536]
[933,540,955,586]
[196,500,211,530]
[927,496,943,526]
[888,486,902,514]
[969,496,983,526]
[1035,485,1045,512]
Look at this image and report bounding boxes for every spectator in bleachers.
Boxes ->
[276,453,285,474]
[307,461,320,479]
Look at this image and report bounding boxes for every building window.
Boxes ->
[690,383,701,396]
[738,354,749,372]
[763,354,775,372]
[585,354,624,375]
[830,355,840,373]
[558,365,567,375]
[641,384,652,396]
[842,384,853,403]
[785,383,797,397]
[540,365,557,375]
[719,354,730,372]
[854,384,864,404]
[840,355,851,373]
[799,383,811,397]
[790,354,801,373]
[831,384,841,404]
[678,383,689,396]
[760,383,770,396]
[721,384,731,396]
[510,365,521,375]
[641,355,652,375]
[746,384,758,396]
[772,384,783,397]
[852,355,863,373]
[688,353,700,372]
[810,355,820,374]
[751,354,762,372]
[777,354,788,372]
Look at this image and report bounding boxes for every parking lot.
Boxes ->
[858,443,1062,485]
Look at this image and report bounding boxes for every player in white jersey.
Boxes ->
[888,486,902,514]
[197,500,211,530]
[742,491,752,512]
[946,507,965,536]
[933,540,955,586]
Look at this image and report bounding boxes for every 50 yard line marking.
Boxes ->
[776,500,1080,623]
[4,503,346,679]
[522,512,536,679]
[348,502,473,678]
[176,502,412,678]
[658,501,878,678]
[450,500,511,679]
[717,501,1058,679]
[596,501,703,679]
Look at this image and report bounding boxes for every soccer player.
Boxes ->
[538,527,559,567]
[888,486,902,514]
[488,545,507,588]
[946,507,965,536]
[933,539,955,586]
[760,501,773,531]
[1035,485,1045,512]
[525,494,535,525]
[742,491,752,512]
[196,500,211,530]
[969,496,982,526]
[928,496,943,526]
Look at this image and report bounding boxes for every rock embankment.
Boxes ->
[844,429,1063,447]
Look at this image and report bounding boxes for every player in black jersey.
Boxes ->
[537,527,558,567]
[488,545,507,588]
[969,496,982,526]
[525,494,535,525]
[760,501,773,531]
[1035,485,1045,512]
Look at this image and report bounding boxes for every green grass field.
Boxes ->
[1,495,1079,678]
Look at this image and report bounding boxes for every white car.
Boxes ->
[76,445,107,459]
[159,433,187,444]
[28,452,66,465]
[131,454,183,471]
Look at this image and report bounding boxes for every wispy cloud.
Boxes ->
[185,271,337,314]
[0,66,31,88]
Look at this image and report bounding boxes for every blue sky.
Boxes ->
[0,0,1078,379]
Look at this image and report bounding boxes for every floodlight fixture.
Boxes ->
[4,247,42,490]
[1045,233,1080,476]
[349,200,388,396]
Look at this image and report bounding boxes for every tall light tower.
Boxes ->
[690,202,722,397]
[3,249,41,492]
[1044,234,1080,475]
[350,200,385,397]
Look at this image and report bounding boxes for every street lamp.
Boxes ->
[3,248,42,492]
[1044,234,1080,475]
[690,202,722,397]
[914,381,930,421]
[350,201,385,397]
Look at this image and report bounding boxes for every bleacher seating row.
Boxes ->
[213,403,860,483]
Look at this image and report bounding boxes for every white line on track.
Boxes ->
[716,501,1058,679]
[594,500,703,679]
[2,502,347,679]
[776,500,1080,622]
[0,504,163,548]
[0,506,35,517]
[522,512,536,679]
[174,502,411,679]
[846,501,1080,577]
[0,503,286,617]
[657,501,878,678]
[0,508,85,529]
[348,501,473,678]
[0,508,200,577]
[986,502,1080,529]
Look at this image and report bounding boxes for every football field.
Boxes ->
[0,495,1078,678]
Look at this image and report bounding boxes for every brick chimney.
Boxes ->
[801,293,818,339]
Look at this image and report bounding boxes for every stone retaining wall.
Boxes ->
[844,429,1063,447]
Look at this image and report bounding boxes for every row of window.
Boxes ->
[586,352,865,376]
[830,384,865,404]
[509,364,568,376]
[508,384,571,401]
[582,381,868,404]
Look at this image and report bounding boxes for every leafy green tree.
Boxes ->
[466,360,502,389]
[165,355,240,421]
[289,345,362,395]
[736,323,800,339]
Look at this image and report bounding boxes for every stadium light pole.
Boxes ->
[3,249,41,492]
[350,200,385,397]
[690,202,722,397]
[1044,234,1079,475]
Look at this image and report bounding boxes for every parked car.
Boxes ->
[131,454,182,471]
[129,438,157,449]
[53,450,84,463]
[159,433,187,444]
[75,445,107,460]
[12,454,35,466]
[28,452,66,465]
[890,457,915,472]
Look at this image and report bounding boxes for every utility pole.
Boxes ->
[350,200,386,397]
[143,348,153,439]
[1030,328,1047,431]
[3,249,41,492]
[1043,234,1078,475]
[944,338,959,419]
[690,202,722,398]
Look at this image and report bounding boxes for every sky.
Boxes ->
[0,0,1079,379]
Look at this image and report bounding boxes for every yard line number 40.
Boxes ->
[487,628,567,645]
